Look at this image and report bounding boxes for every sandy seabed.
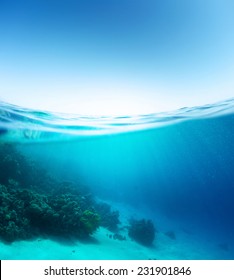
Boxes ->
[0,226,225,260]
[0,202,232,260]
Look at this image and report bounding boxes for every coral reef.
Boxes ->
[1,144,161,248]
[128,218,156,246]
[0,144,54,191]
[0,144,103,242]
[0,182,101,242]
[94,202,120,232]
[0,185,34,242]
[0,144,159,248]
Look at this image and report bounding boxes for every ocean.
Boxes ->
[0,99,234,260]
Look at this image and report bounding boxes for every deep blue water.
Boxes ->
[0,99,234,259]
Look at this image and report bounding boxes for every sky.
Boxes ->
[0,0,234,116]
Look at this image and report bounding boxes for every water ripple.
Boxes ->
[0,98,234,142]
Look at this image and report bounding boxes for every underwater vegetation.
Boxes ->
[0,144,122,243]
[128,218,156,246]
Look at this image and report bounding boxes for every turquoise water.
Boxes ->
[0,99,234,259]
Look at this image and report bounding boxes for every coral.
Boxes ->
[0,144,22,185]
[80,210,100,235]
[0,185,33,242]
[0,144,55,192]
[0,182,101,242]
[94,202,120,232]
[128,218,156,246]
[0,143,121,243]
[0,145,102,242]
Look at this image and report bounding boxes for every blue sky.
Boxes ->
[0,0,233,115]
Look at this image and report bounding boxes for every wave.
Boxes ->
[0,98,234,142]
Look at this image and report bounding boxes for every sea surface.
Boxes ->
[0,99,234,260]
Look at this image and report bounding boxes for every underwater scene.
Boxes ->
[0,99,234,260]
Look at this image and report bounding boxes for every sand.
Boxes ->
[0,225,227,260]
[0,202,232,260]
